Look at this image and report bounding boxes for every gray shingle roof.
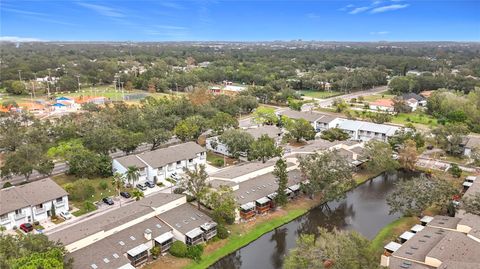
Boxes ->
[393,226,448,262]
[0,178,68,215]
[426,215,461,229]
[158,203,213,235]
[234,169,303,206]
[278,109,326,122]
[210,158,294,180]
[114,155,147,169]
[48,193,182,245]
[67,217,171,269]
[244,125,282,140]
[136,142,205,168]
[426,230,480,264]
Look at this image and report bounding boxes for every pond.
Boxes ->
[211,170,417,269]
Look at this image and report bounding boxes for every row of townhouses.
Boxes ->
[112,142,206,185]
[206,125,282,156]
[382,176,480,269]
[0,178,69,230]
[278,108,402,142]
[47,192,217,269]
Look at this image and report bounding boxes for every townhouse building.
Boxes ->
[112,142,206,185]
[277,109,336,132]
[0,178,69,230]
[49,192,217,269]
[206,125,282,156]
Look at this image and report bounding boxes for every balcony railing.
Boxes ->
[0,217,10,224]
[14,213,25,220]
[34,207,46,214]
[55,201,65,207]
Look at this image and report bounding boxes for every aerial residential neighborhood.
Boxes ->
[1,1,479,269]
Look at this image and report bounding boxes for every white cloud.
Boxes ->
[370,31,390,35]
[0,36,44,42]
[155,25,188,30]
[349,7,370,14]
[77,3,125,18]
[346,4,355,8]
[159,2,184,9]
[2,7,45,16]
[370,4,409,13]
[307,13,320,19]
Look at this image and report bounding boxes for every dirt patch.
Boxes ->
[144,254,190,269]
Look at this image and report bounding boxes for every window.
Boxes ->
[14,209,22,215]
[176,161,181,165]
[0,214,8,222]
[56,197,63,203]
[188,159,193,163]
[35,204,43,209]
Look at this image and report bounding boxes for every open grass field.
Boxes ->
[361,93,396,102]
[298,90,342,99]
[368,217,418,256]
[391,112,439,127]
[0,86,174,105]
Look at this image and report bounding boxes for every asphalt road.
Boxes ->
[3,138,180,186]
[302,85,388,108]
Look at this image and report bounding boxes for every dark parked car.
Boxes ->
[145,181,155,188]
[20,223,33,233]
[102,197,114,205]
[120,191,131,198]
[136,183,147,191]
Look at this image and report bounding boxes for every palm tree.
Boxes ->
[132,189,144,201]
[112,172,124,197]
[125,166,140,188]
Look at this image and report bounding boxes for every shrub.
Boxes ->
[2,182,12,189]
[99,180,109,190]
[186,195,196,203]
[449,164,462,178]
[216,224,229,239]
[186,244,204,261]
[150,246,161,259]
[173,187,185,194]
[83,201,96,212]
[213,159,224,167]
[64,179,95,201]
[169,241,188,258]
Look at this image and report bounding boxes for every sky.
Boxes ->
[1,0,479,42]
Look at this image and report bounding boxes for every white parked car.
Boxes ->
[59,211,73,220]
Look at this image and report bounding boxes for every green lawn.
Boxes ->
[391,112,438,127]
[0,87,173,105]
[298,90,342,99]
[206,152,225,167]
[361,93,395,102]
[184,208,308,269]
[368,217,418,255]
[52,174,128,216]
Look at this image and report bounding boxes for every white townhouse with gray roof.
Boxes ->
[0,178,69,230]
[112,142,206,185]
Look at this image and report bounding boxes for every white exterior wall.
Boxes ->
[370,105,394,112]
[66,196,187,252]
[358,130,388,142]
[206,137,231,156]
[0,195,69,230]
[464,147,472,157]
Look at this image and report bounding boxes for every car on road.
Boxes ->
[145,181,155,188]
[102,197,114,205]
[136,183,147,191]
[59,211,73,220]
[20,223,34,233]
[120,191,131,198]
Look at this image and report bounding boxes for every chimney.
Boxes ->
[144,229,152,240]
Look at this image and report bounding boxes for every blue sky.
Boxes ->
[1,0,479,41]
